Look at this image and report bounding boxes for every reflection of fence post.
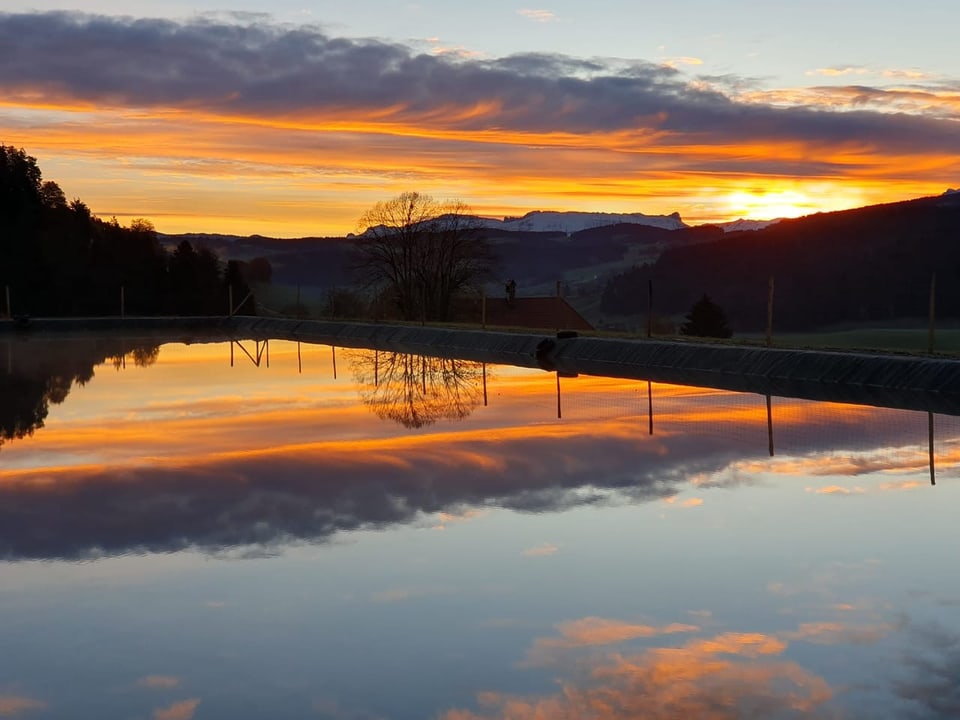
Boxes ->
[929,272,936,354]
[556,371,562,419]
[647,380,653,435]
[766,276,775,348]
[766,394,774,457]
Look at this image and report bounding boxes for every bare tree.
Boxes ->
[353,192,492,321]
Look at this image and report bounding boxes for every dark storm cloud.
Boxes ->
[1,11,958,154]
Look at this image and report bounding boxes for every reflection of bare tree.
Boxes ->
[349,350,485,428]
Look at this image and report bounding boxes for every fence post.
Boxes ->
[556,280,561,332]
[766,276,775,347]
[647,279,653,338]
[928,272,936,354]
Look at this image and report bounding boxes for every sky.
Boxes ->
[1,1,959,237]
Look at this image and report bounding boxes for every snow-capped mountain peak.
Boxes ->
[478,210,687,233]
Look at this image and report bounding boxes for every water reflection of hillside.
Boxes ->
[0,337,159,450]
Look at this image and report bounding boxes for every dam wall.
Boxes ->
[4,315,960,413]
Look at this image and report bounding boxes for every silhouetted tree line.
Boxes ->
[1,145,253,316]
[601,195,960,331]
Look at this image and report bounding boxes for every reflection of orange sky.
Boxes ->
[3,341,955,486]
[2,98,953,235]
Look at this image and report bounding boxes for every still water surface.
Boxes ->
[1,337,958,719]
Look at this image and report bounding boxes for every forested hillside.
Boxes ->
[601,194,960,331]
[0,145,252,316]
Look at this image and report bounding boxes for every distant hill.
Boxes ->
[163,192,960,333]
[601,193,960,331]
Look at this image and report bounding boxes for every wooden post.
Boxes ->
[4,285,10,318]
[298,341,302,375]
[929,411,936,486]
[120,286,125,318]
[332,346,338,380]
[647,279,653,338]
[228,285,234,317]
[928,272,936,354]
[766,276,775,348]
[265,339,270,369]
[556,280,562,332]
[481,287,486,329]
[230,341,234,367]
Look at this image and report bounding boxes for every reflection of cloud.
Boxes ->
[517,9,558,23]
[138,675,180,689]
[783,621,896,646]
[369,585,457,604]
[0,695,46,716]
[153,699,200,720]
[545,617,698,649]
[879,480,925,492]
[808,485,866,496]
[446,628,834,719]
[896,623,960,719]
[522,543,559,557]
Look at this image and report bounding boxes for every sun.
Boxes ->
[724,189,818,220]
